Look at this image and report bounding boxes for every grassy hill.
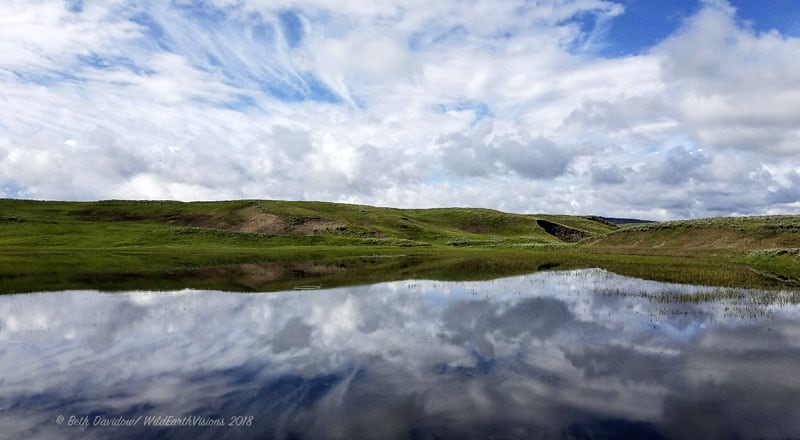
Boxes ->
[582,216,800,286]
[584,216,800,255]
[0,198,614,249]
[1,199,798,292]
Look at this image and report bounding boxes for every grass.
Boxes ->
[1,198,799,293]
[745,248,800,286]
[584,216,800,254]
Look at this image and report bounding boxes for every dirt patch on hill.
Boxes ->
[536,219,590,243]
[164,206,345,235]
[238,208,290,234]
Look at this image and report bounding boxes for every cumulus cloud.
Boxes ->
[438,122,572,179]
[646,147,710,185]
[657,1,800,155]
[0,0,139,71]
[0,0,799,218]
[590,164,627,185]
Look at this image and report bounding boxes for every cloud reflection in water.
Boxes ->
[1,269,799,439]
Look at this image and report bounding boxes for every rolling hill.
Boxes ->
[1,199,798,292]
[0,198,616,249]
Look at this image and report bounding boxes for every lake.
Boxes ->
[1,268,799,439]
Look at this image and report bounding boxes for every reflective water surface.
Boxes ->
[1,269,799,439]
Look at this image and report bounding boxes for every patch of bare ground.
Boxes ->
[237,207,289,234]
[165,205,345,235]
[536,219,590,243]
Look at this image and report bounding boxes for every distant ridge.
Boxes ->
[583,216,655,226]
[600,217,655,225]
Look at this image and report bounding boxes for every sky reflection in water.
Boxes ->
[1,269,799,439]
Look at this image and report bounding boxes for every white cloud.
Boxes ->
[657,1,800,154]
[0,0,138,70]
[0,0,798,218]
[438,121,573,180]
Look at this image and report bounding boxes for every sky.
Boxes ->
[1,0,799,219]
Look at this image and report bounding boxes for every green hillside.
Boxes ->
[0,198,613,250]
[583,216,800,286]
[1,199,798,293]
[584,216,800,255]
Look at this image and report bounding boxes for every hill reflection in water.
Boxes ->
[1,269,799,439]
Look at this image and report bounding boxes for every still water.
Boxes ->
[1,269,799,439]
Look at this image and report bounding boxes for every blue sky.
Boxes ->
[1,0,799,219]
[599,0,702,56]
[584,0,799,56]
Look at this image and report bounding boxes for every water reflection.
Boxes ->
[1,269,799,439]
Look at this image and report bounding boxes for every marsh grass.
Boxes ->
[599,283,800,323]
[602,285,800,306]
[744,248,800,286]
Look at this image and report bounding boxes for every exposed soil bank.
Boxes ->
[536,219,590,243]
